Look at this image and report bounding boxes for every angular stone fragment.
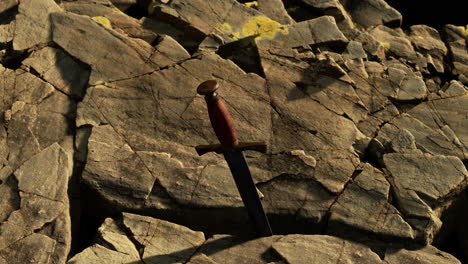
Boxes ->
[0,233,58,264]
[369,26,417,60]
[389,129,420,153]
[440,80,467,98]
[0,143,72,264]
[83,125,157,201]
[13,0,62,50]
[0,0,17,14]
[50,12,155,83]
[151,35,191,66]
[272,235,384,264]
[329,163,414,240]
[257,0,295,25]
[0,21,15,43]
[378,95,468,161]
[96,218,140,260]
[408,25,448,73]
[68,244,138,264]
[0,68,75,169]
[140,16,201,53]
[343,41,367,60]
[69,213,206,263]
[444,25,468,83]
[23,47,90,98]
[355,32,386,60]
[151,0,288,50]
[198,235,283,264]
[63,0,158,43]
[123,213,205,263]
[344,0,402,28]
[386,65,427,101]
[298,0,356,36]
[384,153,468,243]
[385,245,462,264]
[187,253,219,264]
[259,175,335,228]
[256,16,347,49]
[138,150,243,207]
[365,60,427,102]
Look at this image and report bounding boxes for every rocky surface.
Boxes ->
[0,0,467,263]
[69,213,462,264]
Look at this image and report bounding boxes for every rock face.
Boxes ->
[69,214,461,264]
[0,0,467,263]
[0,143,72,264]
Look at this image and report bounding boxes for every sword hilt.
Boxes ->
[198,80,239,148]
[196,80,267,155]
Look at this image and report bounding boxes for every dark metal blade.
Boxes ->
[223,151,273,237]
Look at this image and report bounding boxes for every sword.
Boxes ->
[195,80,273,237]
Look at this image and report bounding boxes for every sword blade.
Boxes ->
[223,151,273,237]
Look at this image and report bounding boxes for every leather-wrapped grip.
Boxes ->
[205,96,239,148]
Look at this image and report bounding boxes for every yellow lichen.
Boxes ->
[92,16,112,29]
[218,23,232,33]
[457,25,468,35]
[244,1,258,8]
[241,16,288,40]
[417,35,424,39]
[93,81,109,89]
[381,41,391,51]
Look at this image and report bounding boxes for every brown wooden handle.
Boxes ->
[205,96,239,148]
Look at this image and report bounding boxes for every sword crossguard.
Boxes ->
[196,80,267,156]
[195,142,267,156]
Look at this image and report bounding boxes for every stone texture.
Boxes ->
[440,80,467,98]
[369,25,417,61]
[73,218,463,264]
[197,234,282,264]
[255,15,347,49]
[62,0,158,43]
[328,163,414,240]
[69,213,205,264]
[23,47,90,98]
[77,53,271,210]
[50,12,156,84]
[408,25,448,73]
[377,95,468,161]
[385,246,462,264]
[13,0,62,50]
[0,0,17,14]
[68,244,138,264]
[384,153,468,243]
[344,0,402,28]
[257,0,295,25]
[298,0,356,36]
[2,0,468,263]
[272,235,383,264]
[0,21,15,44]
[122,213,205,263]
[0,66,75,170]
[0,143,72,264]
[444,25,468,84]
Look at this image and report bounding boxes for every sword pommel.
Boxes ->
[197,79,219,95]
[197,80,239,148]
